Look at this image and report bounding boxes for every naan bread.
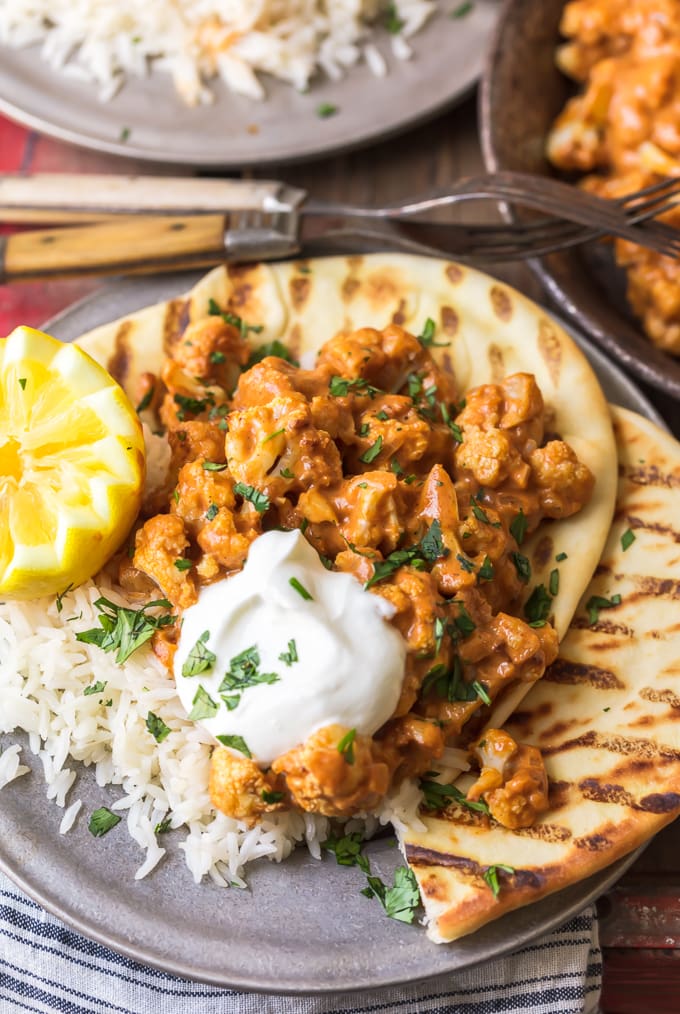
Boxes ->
[77,255,617,719]
[401,406,680,942]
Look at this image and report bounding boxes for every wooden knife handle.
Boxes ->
[0,215,229,281]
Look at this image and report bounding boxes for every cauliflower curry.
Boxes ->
[118,306,595,831]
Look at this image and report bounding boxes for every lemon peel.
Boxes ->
[0,326,145,599]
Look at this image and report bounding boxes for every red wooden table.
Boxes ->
[2,104,680,1013]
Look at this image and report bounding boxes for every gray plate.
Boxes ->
[0,4,498,167]
[0,269,663,993]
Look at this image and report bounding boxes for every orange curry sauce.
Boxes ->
[117,311,594,829]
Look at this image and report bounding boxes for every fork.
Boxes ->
[1,172,679,280]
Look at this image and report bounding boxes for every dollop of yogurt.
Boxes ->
[173,530,406,764]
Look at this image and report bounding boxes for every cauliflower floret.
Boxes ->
[209,747,287,823]
[225,396,343,500]
[272,724,392,818]
[528,441,595,517]
[467,729,549,829]
[171,314,249,391]
[133,513,197,609]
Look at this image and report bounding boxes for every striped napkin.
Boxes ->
[0,873,601,1014]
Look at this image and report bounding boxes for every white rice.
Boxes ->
[0,0,439,105]
[0,577,422,885]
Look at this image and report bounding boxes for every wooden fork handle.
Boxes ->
[0,216,234,282]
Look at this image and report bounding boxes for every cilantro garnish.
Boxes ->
[202,461,227,471]
[188,685,219,721]
[209,350,226,364]
[363,866,420,924]
[483,863,515,899]
[421,656,477,703]
[456,552,476,574]
[524,584,552,627]
[55,583,73,614]
[477,556,494,582]
[621,529,636,552]
[329,376,381,398]
[83,680,107,697]
[262,790,284,804]
[549,568,560,596]
[218,645,279,709]
[181,630,216,678]
[337,728,356,765]
[146,711,171,743]
[205,503,218,521]
[323,834,421,924]
[419,778,490,814]
[510,509,528,545]
[174,558,192,571]
[76,596,173,665]
[155,817,172,835]
[262,427,286,444]
[233,482,270,513]
[365,521,448,589]
[556,551,568,562]
[289,576,313,601]
[216,733,252,758]
[472,680,491,706]
[511,552,531,584]
[280,466,294,479]
[278,639,298,666]
[208,298,264,340]
[173,392,213,420]
[88,807,121,838]
[586,594,622,626]
[136,386,154,413]
[18,377,27,390]
[317,103,338,118]
[418,317,447,348]
[246,340,298,369]
[384,2,404,33]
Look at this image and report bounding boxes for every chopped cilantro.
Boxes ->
[174,558,192,571]
[202,461,227,472]
[418,317,447,348]
[337,728,356,765]
[205,503,219,521]
[233,482,270,513]
[555,551,568,562]
[524,584,552,627]
[246,340,298,368]
[511,552,531,584]
[363,866,420,924]
[360,435,384,463]
[621,529,636,552]
[375,410,389,421]
[76,596,173,665]
[208,298,264,340]
[136,387,154,413]
[384,2,404,33]
[218,645,279,709]
[89,807,121,837]
[549,568,560,596]
[146,711,171,743]
[154,817,172,835]
[262,428,285,444]
[262,790,284,804]
[451,1,473,17]
[216,733,252,758]
[477,556,494,582]
[483,863,515,899]
[323,832,369,871]
[280,466,294,479]
[456,553,476,574]
[510,509,528,545]
[278,639,298,666]
[188,685,219,721]
[289,576,313,601]
[55,583,73,614]
[209,350,226,364]
[366,521,448,589]
[586,594,622,626]
[173,392,214,420]
[472,680,491,706]
[181,630,216,678]
[419,778,490,814]
[83,680,107,697]
[329,375,381,398]
[420,519,448,562]
[317,102,338,118]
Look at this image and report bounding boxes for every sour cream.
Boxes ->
[173,530,406,764]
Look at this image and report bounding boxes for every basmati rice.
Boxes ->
[0,576,422,886]
[0,0,439,105]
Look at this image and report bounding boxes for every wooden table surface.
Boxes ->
[1,93,680,1014]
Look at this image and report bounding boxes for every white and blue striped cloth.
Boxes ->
[0,872,602,1014]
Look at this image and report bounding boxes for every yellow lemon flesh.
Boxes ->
[0,326,145,599]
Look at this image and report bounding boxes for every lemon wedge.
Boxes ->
[0,326,145,599]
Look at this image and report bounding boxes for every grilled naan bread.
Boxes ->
[400,406,680,942]
[77,254,617,730]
